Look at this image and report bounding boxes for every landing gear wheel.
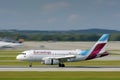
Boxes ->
[29,62,32,67]
[61,64,65,67]
[29,64,32,67]
[59,63,61,67]
[59,63,65,67]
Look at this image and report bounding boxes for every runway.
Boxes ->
[0,66,120,71]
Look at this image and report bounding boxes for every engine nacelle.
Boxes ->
[41,58,59,65]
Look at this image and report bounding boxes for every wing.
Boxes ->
[52,55,76,60]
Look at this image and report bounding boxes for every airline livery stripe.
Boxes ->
[86,43,106,60]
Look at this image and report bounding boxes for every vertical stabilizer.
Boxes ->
[86,34,109,60]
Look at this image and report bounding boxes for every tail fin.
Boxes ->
[86,34,109,60]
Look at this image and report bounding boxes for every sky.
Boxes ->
[0,0,120,31]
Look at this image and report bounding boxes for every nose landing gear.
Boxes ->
[29,62,32,67]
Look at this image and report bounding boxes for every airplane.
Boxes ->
[0,38,24,48]
[16,34,109,67]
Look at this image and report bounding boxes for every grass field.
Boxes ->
[0,72,120,80]
[0,50,21,55]
[0,60,120,66]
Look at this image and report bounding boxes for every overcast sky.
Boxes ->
[0,0,120,30]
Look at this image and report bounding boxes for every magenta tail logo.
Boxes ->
[86,34,109,60]
[86,43,106,60]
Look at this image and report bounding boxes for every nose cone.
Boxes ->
[16,55,26,60]
[16,55,20,60]
[16,55,22,60]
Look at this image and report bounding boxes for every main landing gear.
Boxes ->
[58,59,65,67]
[59,63,65,67]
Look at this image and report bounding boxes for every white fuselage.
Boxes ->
[17,50,87,62]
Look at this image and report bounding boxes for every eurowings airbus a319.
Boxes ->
[16,34,109,67]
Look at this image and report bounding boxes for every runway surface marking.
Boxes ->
[0,66,120,71]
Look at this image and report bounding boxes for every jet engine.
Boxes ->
[41,58,59,65]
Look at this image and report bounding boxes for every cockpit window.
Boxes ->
[21,53,26,55]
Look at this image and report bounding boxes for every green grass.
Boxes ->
[0,72,119,80]
[0,50,21,55]
[66,60,120,66]
[0,57,15,60]
[0,61,45,66]
[0,60,120,67]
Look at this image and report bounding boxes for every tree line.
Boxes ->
[0,32,120,41]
